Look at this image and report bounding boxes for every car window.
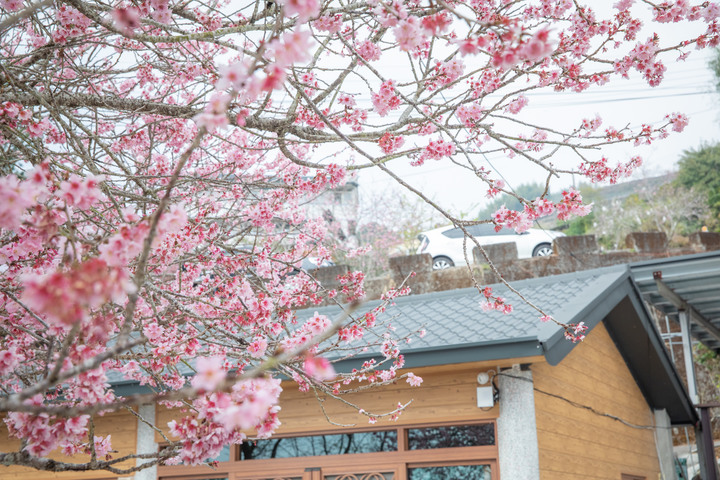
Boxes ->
[442,225,511,238]
[441,228,464,239]
[467,224,499,236]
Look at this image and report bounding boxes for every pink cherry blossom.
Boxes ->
[405,372,423,386]
[371,80,401,116]
[314,15,342,34]
[378,133,405,154]
[270,29,313,68]
[112,6,141,36]
[505,95,529,114]
[0,175,40,230]
[59,174,106,210]
[667,112,689,132]
[191,357,227,391]
[356,40,382,62]
[303,355,336,381]
[93,436,112,458]
[393,17,424,52]
[0,0,22,11]
[248,337,268,358]
[22,259,132,327]
[277,0,319,22]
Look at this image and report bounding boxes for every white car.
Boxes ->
[416,224,565,270]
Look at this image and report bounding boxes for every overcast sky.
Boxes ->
[354,8,720,218]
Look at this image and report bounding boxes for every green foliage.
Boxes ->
[564,212,595,236]
[592,182,709,248]
[711,48,720,92]
[675,143,720,230]
[696,343,718,366]
[695,343,720,391]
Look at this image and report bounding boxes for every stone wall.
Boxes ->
[313,232,720,302]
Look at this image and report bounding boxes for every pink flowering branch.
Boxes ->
[0,0,717,470]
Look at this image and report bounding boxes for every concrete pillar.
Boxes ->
[497,367,540,480]
[653,409,677,480]
[134,403,158,480]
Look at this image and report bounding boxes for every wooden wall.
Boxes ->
[532,322,662,480]
[157,358,541,439]
[0,408,138,480]
[3,357,535,480]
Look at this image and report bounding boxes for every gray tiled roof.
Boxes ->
[304,264,698,425]
[302,265,629,367]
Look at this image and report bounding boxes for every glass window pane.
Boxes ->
[408,465,491,480]
[468,224,498,236]
[210,444,230,462]
[241,430,397,460]
[442,228,463,239]
[407,424,495,450]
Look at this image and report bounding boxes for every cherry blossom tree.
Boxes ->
[0,0,717,473]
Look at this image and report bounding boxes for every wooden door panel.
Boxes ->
[323,472,395,480]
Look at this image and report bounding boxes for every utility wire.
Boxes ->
[497,372,672,430]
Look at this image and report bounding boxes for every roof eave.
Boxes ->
[331,336,544,373]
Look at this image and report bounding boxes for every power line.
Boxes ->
[527,90,713,109]
[497,372,671,430]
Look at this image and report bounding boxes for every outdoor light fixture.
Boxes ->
[476,371,495,408]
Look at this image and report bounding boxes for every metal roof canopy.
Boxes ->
[630,251,720,354]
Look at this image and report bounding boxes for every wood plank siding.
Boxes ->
[157,358,540,440]
[532,322,661,480]
[0,408,138,480]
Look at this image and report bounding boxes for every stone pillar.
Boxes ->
[134,403,158,480]
[388,254,433,294]
[497,367,540,480]
[472,242,518,264]
[689,231,720,251]
[625,232,668,253]
[653,409,677,480]
[552,234,598,255]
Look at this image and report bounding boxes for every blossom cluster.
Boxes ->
[564,322,588,343]
[22,258,132,327]
[169,378,282,464]
[0,102,52,139]
[5,411,93,457]
[371,80,402,116]
[579,156,643,184]
[491,189,591,232]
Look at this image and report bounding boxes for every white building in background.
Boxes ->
[303,180,359,242]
